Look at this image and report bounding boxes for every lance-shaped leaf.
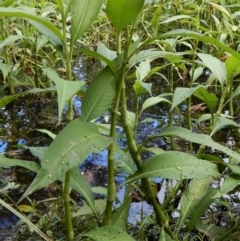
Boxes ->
[0,8,63,42]
[0,155,40,173]
[70,0,103,47]
[123,151,219,185]
[158,126,240,161]
[19,119,112,202]
[80,225,135,241]
[178,176,213,230]
[197,53,226,85]
[42,67,85,123]
[171,85,202,111]
[225,55,240,83]
[81,66,116,122]
[106,0,144,34]
[193,86,218,115]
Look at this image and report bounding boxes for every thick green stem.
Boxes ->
[61,10,74,240]
[120,82,178,241]
[168,64,175,150]
[63,170,74,241]
[134,96,139,140]
[104,32,127,225]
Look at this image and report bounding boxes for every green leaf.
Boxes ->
[0,154,40,173]
[193,86,218,115]
[161,15,192,24]
[189,66,203,82]
[64,166,97,217]
[26,147,48,161]
[129,50,183,67]
[197,53,226,86]
[227,85,240,105]
[188,188,218,231]
[159,229,175,241]
[106,0,144,34]
[0,63,11,81]
[42,67,85,123]
[0,35,25,49]
[196,220,231,240]
[219,173,240,196]
[225,55,240,83]
[112,196,132,230]
[158,127,240,161]
[35,35,48,53]
[81,66,116,122]
[97,43,117,66]
[70,0,103,46]
[0,8,63,42]
[171,85,202,111]
[140,96,171,114]
[81,48,117,75]
[19,119,112,202]
[124,151,219,185]
[80,226,135,241]
[210,116,239,136]
[2,0,17,7]
[178,177,213,229]
[154,29,240,60]
[35,129,56,139]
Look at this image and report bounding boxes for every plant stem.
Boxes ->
[104,31,126,225]
[120,81,178,241]
[63,171,74,241]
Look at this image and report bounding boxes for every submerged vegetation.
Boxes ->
[1,0,240,240]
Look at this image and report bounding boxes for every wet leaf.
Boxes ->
[81,66,116,122]
[70,0,103,46]
[125,151,219,184]
[19,119,112,202]
[106,0,144,34]
[80,225,135,241]
[43,67,85,123]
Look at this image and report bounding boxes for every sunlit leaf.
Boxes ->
[171,85,202,111]
[70,0,103,46]
[19,119,112,202]
[106,0,144,34]
[197,53,226,86]
[140,96,171,114]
